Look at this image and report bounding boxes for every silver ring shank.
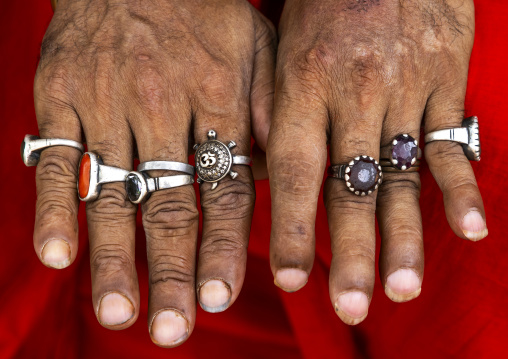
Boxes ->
[232,155,252,165]
[98,165,130,184]
[146,175,194,192]
[424,127,469,145]
[328,165,347,179]
[29,137,84,153]
[138,161,195,175]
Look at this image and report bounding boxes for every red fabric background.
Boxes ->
[1,1,507,358]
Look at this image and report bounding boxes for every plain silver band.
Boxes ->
[98,165,130,184]
[232,155,252,165]
[28,137,84,153]
[424,127,469,145]
[146,175,194,192]
[137,161,195,175]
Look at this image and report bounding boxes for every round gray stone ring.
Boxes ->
[125,172,194,204]
[328,155,383,196]
[21,134,84,167]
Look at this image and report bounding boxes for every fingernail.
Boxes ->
[97,292,134,326]
[41,239,71,269]
[198,279,231,313]
[462,210,488,241]
[385,269,421,303]
[334,291,369,325]
[274,268,308,292]
[150,309,189,347]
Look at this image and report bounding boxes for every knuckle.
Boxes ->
[35,66,75,105]
[291,44,336,81]
[201,178,255,216]
[150,254,194,287]
[134,64,167,113]
[200,231,246,260]
[377,173,421,203]
[335,240,376,263]
[91,243,133,278]
[36,151,78,183]
[345,43,386,92]
[87,184,136,222]
[142,189,198,238]
[325,184,376,215]
[269,152,322,197]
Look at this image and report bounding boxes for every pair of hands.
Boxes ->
[33,0,486,347]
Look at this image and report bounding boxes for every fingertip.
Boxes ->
[41,238,71,269]
[385,269,422,303]
[461,210,488,241]
[274,268,308,292]
[150,309,189,348]
[334,291,369,326]
[198,279,232,313]
[97,292,135,327]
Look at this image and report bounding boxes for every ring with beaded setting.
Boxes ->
[328,155,383,196]
[193,130,251,190]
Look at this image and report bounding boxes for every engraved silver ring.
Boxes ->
[21,134,84,167]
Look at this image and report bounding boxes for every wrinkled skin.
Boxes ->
[267,0,487,325]
[33,0,276,347]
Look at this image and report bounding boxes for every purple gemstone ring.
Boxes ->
[328,155,383,196]
[380,134,422,171]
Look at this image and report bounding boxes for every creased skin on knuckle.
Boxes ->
[325,187,376,215]
[87,186,136,223]
[36,152,79,186]
[149,254,194,287]
[333,241,376,263]
[201,179,255,215]
[377,174,421,204]
[142,190,198,239]
[91,243,134,279]
[200,230,246,260]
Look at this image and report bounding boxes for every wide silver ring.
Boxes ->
[78,152,129,202]
[138,161,195,175]
[424,116,481,161]
[328,155,383,196]
[21,134,84,167]
[380,134,422,171]
[125,172,194,204]
[193,130,252,190]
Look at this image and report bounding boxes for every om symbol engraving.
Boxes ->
[200,151,217,168]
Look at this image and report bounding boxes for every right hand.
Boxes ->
[32,0,275,347]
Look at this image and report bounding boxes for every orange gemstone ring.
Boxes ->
[77,152,129,202]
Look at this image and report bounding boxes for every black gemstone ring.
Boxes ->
[328,155,382,196]
[125,172,194,204]
[380,134,421,171]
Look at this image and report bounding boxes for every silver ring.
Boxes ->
[125,172,194,204]
[380,134,422,171]
[137,161,195,175]
[193,130,252,190]
[328,155,383,196]
[78,152,129,202]
[21,134,84,167]
[424,116,481,161]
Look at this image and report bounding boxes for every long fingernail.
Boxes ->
[41,239,71,269]
[150,309,189,347]
[274,268,308,292]
[385,269,421,303]
[97,292,134,326]
[461,210,488,241]
[198,279,231,313]
[334,291,369,326]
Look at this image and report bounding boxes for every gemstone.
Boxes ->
[349,158,380,192]
[126,174,143,202]
[20,139,26,161]
[78,154,91,199]
[391,134,417,170]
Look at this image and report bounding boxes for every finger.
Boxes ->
[79,63,139,330]
[250,11,277,151]
[267,77,329,292]
[377,101,425,303]
[33,67,82,269]
[127,58,198,347]
[193,66,256,314]
[325,62,385,325]
[424,85,487,241]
